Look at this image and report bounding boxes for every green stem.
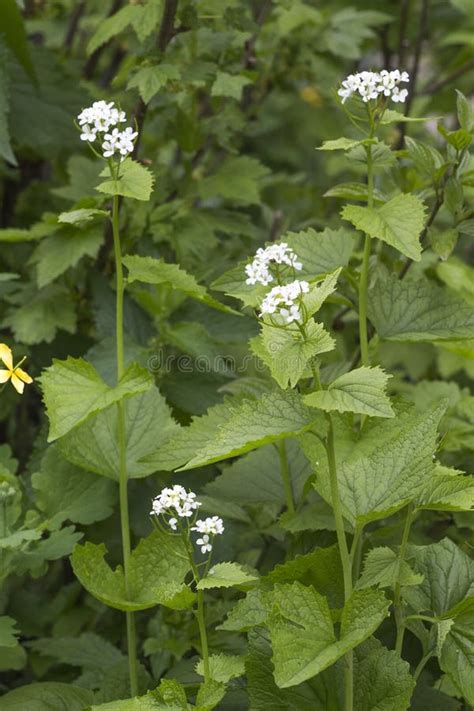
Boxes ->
[358,143,373,368]
[326,413,353,711]
[112,193,138,697]
[394,504,414,656]
[413,651,433,681]
[184,536,211,683]
[278,439,295,514]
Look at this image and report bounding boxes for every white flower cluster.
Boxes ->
[338,69,409,104]
[245,243,303,286]
[191,516,225,554]
[77,100,137,159]
[260,279,310,324]
[150,485,201,531]
[151,486,224,554]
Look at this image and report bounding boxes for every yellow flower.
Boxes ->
[0,343,33,394]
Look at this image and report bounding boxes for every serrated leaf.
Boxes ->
[4,284,76,345]
[196,653,245,682]
[31,224,103,288]
[178,390,317,471]
[96,159,154,201]
[342,194,426,261]
[304,366,394,418]
[32,447,117,526]
[0,0,37,84]
[356,547,423,590]
[416,464,474,511]
[0,617,19,648]
[40,358,153,441]
[197,156,269,204]
[211,71,252,100]
[317,137,369,151]
[0,683,93,710]
[368,275,474,341]
[197,562,258,589]
[127,64,181,103]
[58,208,108,226]
[123,254,237,315]
[71,530,193,612]
[440,598,474,706]
[301,404,445,525]
[353,638,415,711]
[58,388,179,481]
[87,5,138,54]
[403,538,474,616]
[251,320,334,389]
[268,583,389,687]
[324,182,386,203]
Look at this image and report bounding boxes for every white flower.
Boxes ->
[259,279,309,323]
[245,243,303,286]
[77,101,132,156]
[192,516,225,536]
[196,534,213,554]
[338,69,409,105]
[150,485,202,529]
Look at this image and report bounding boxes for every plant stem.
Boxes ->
[358,143,373,368]
[112,193,138,697]
[325,413,353,711]
[278,439,295,513]
[413,651,433,681]
[394,504,414,656]
[184,537,211,683]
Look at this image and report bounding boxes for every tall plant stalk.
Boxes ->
[111,192,138,696]
[394,504,414,655]
[358,141,373,368]
[183,535,211,682]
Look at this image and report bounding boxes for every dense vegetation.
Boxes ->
[1,1,474,709]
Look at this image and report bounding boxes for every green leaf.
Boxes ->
[127,64,181,104]
[219,589,270,632]
[195,680,226,710]
[368,275,474,341]
[40,358,153,441]
[197,562,258,590]
[0,0,37,84]
[0,683,93,710]
[415,465,474,511]
[440,598,474,706]
[205,439,310,508]
[304,366,394,418]
[324,182,386,203]
[403,538,474,616]
[353,638,415,711]
[197,156,269,204]
[87,5,139,54]
[96,159,154,201]
[89,695,164,711]
[356,547,423,590]
[58,208,108,226]
[267,583,389,687]
[0,616,19,648]
[71,530,193,612]
[0,56,16,165]
[301,404,445,526]
[123,254,237,315]
[211,72,252,100]
[456,90,474,131]
[342,194,426,261]
[4,284,76,345]
[317,137,369,151]
[58,388,179,481]
[32,447,117,526]
[177,390,317,471]
[31,224,103,288]
[251,320,335,389]
[380,109,434,124]
[195,653,245,682]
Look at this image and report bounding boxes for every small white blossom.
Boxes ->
[245,243,303,286]
[150,485,202,530]
[77,100,135,158]
[192,516,225,536]
[338,69,409,105]
[196,534,213,554]
[259,279,309,324]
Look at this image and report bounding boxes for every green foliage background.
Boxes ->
[0,0,474,709]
